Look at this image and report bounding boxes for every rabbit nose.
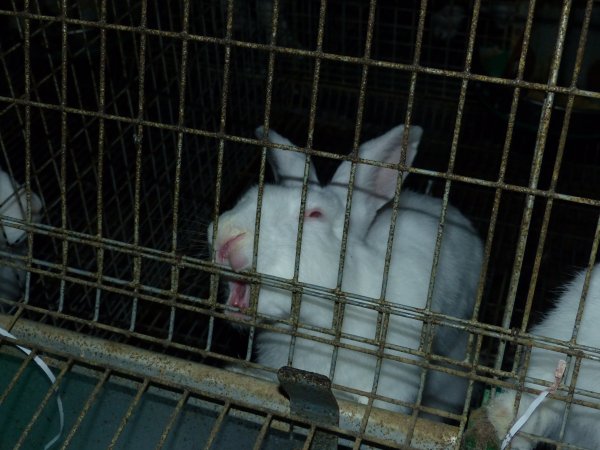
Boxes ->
[217,232,247,270]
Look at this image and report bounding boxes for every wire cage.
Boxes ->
[1,0,600,449]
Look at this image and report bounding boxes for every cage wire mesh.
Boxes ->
[0,0,600,449]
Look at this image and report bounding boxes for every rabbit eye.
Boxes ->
[306,209,323,219]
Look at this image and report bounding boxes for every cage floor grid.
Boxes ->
[0,351,309,450]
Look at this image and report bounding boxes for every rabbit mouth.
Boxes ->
[226,280,251,318]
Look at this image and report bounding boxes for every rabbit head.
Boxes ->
[208,124,421,323]
[208,165,344,321]
[0,169,43,247]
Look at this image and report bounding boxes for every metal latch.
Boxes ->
[278,366,340,450]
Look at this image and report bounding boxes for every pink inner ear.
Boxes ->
[374,167,400,199]
[305,209,323,219]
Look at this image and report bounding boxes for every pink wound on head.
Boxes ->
[228,281,249,310]
[217,232,247,270]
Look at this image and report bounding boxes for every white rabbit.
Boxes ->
[475,265,600,450]
[0,169,43,246]
[0,168,43,304]
[208,124,483,415]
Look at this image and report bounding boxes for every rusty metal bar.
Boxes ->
[207,0,234,354]
[0,315,459,448]
[56,0,69,313]
[59,369,112,450]
[380,0,426,323]
[6,248,600,381]
[0,347,37,404]
[12,358,72,450]
[93,0,108,322]
[2,8,600,100]
[129,0,150,332]
[153,390,190,450]
[520,0,594,334]
[466,0,538,360]
[302,426,317,450]
[2,2,600,448]
[328,0,377,392]
[5,92,600,206]
[21,0,32,307]
[249,0,281,364]
[203,401,231,450]
[166,0,191,341]
[107,378,150,450]
[287,0,327,371]
[251,412,273,450]
[493,0,573,381]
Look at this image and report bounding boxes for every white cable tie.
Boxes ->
[501,359,567,450]
[0,326,64,450]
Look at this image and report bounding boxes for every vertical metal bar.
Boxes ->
[106,378,150,450]
[556,196,600,443]
[354,311,390,446]
[59,369,112,450]
[153,390,190,450]
[291,0,325,273]
[93,0,108,322]
[469,0,538,351]
[329,0,377,387]
[166,0,191,341]
[302,426,317,450]
[409,1,484,442]
[379,1,426,305]
[520,0,594,334]
[494,0,573,381]
[555,351,584,448]
[0,349,37,405]
[250,0,282,363]
[379,0,428,438]
[13,359,72,450]
[513,14,596,441]
[286,0,327,368]
[57,0,69,313]
[203,401,231,450]
[251,413,272,450]
[336,0,377,290]
[459,5,538,432]
[351,436,362,450]
[207,0,234,353]
[21,0,32,306]
[129,0,150,332]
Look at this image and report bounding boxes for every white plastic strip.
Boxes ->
[0,326,64,450]
[501,359,566,450]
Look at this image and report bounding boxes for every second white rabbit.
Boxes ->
[471,265,600,449]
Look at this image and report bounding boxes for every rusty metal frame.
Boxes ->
[0,0,600,449]
[0,314,458,449]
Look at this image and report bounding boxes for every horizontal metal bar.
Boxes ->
[1,9,599,100]
[2,98,598,210]
[0,314,458,449]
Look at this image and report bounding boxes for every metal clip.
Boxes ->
[277,366,340,450]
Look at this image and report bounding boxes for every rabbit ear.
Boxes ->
[328,124,422,238]
[255,126,319,187]
[331,124,422,199]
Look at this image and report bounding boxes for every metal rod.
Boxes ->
[153,390,190,450]
[1,315,459,448]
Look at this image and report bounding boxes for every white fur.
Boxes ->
[208,125,483,415]
[486,265,600,449]
[0,168,43,303]
[0,169,42,246]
